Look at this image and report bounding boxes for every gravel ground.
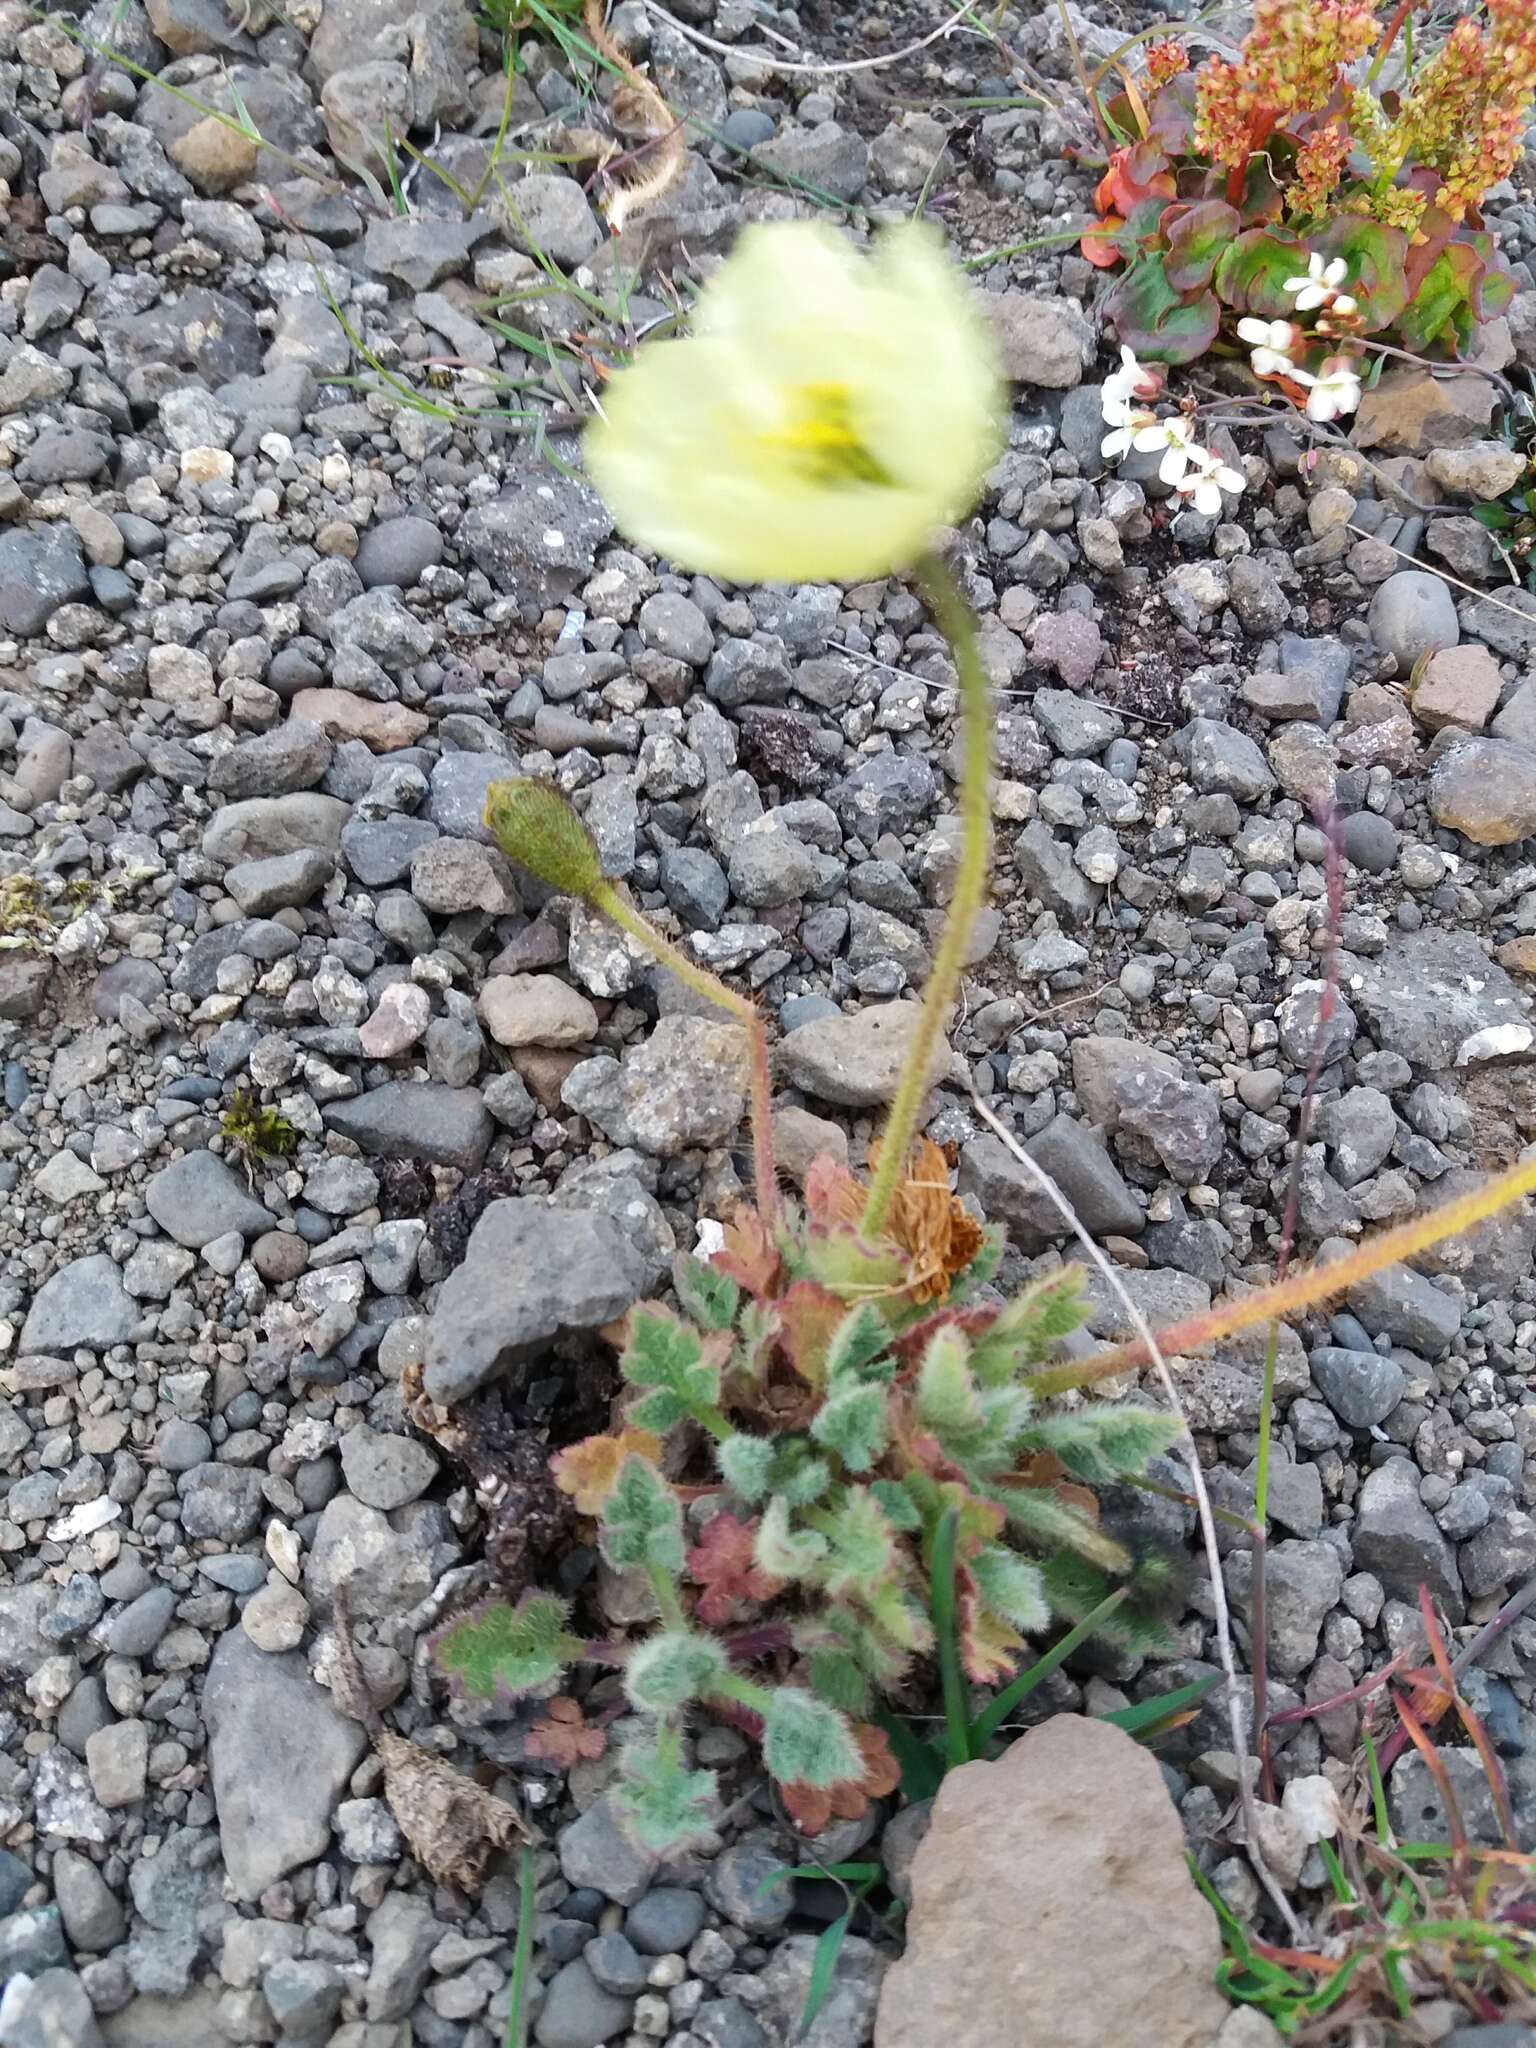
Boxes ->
[4,0,1536,2043]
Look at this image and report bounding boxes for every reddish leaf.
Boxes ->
[551,1429,662,1516]
[714,1207,781,1298]
[774,1280,847,1388]
[782,1725,902,1835]
[1081,216,1127,269]
[526,1697,607,1767]
[686,1512,783,1626]
[803,1153,865,1232]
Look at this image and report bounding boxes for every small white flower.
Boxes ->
[1284,251,1349,312]
[1174,445,1246,517]
[1250,346,1296,379]
[1237,317,1298,352]
[1101,345,1163,426]
[1292,353,1362,422]
[1101,407,1158,461]
[1132,412,1198,485]
[1330,293,1358,317]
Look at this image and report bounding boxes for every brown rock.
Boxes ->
[1428,735,1536,845]
[168,117,258,194]
[1410,645,1502,733]
[875,1716,1228,2048]
[1496,937,1536,975]
[289,689,428,751]
[771,1106,850,1187]
[1354,321,1511,454]
[511,1046,585,1112]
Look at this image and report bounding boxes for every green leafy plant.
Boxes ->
[1204,1594,1536,2034]
[1082,2,1525,368]
[220,1087,299,1167]
[432,1204,1186,1843]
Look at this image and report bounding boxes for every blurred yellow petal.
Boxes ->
[583,221,1003,584]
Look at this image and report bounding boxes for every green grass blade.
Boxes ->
[1363,1727,1393,1846]
[1317,1838,1355,1906]
[872,1706,945,1803]
[967,1586,1126,1752]
[1097,1672,1217,1740]
[505,1843,538,2048]
[797,1910,852,2040]
[930,1510,969,1769]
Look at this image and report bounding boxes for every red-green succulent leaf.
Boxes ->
[1212,226,1308,318]
[1163,200,1242,291]
[1312,216,1410,332]
[1104,256,1221,365]
[1145,72,1197,153]
[1396,241,1486,356]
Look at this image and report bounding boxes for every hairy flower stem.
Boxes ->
[590,880,779,1223]
[862,552,991,1239]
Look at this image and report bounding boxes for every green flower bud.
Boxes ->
[483,779,604,900]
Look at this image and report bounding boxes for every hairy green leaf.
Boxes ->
[869,1476,922,1532]
[916,1325,984,1444]
[971,1545,1049,1634]
[762,1686,862,1788]
[774,1441,833,1508]
[804,1645,872,1715]
[624,1630,731,1713]
[613,1728,718,1850]
[1022,1405,1183,1486]
[972,1269,1085,1386]
[810,1381,889,1472]
[672,1252,739,1333]
[431,1592,581,1701]
[808,1488,898,1598]
[600,1455,684,1575]
[755,1495,829,1580]
[948,1222,1004,1303]
[621,1305,721,1432]
[716,1431,776,1503]
[998,1481,1132,1573]
[824,1302,892,1382]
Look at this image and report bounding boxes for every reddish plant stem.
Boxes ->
[1265,1651,1408,1727]
[1368,0,1415,81]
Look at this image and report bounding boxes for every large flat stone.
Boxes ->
[875,1716,1226,2048]
[325,1082,491,1172]
[423,1197,649,1403]
[203,1627,366,1901]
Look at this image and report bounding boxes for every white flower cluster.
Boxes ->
[1235,253,1363,423]
[1099,346,1245,518]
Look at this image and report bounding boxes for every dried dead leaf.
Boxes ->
[376,1729,530,1891]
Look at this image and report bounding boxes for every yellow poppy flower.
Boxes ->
[583,221,1004,584]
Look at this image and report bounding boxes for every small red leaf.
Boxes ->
[687,1513,783,1626]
